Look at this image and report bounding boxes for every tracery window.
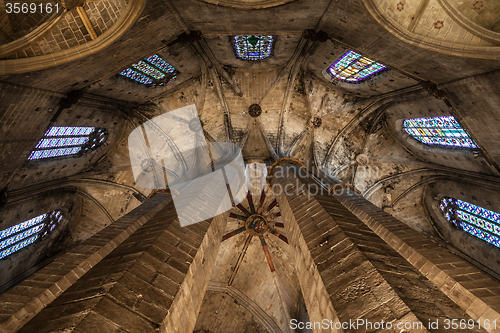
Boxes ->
[440,197,500,249]
[119,54,177,86]
[28,126,107,160]
[327,50,387,83]
[0,211,62,259]
[233,35,274,61]
[403,116,478,148]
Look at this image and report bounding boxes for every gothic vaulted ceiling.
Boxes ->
[1,0,500,330]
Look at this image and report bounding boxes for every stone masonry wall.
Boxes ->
[272,165,486,332]
[338,191,500,333]
[0,193,172,333]
[14,196,228,333]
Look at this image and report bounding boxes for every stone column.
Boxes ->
[0,193,172,333]
[12,197,228,333]
[337,191,500,333]
[271,165,485,332]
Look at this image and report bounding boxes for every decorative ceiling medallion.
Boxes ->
[248,104,262,117]
[434,20,444,30]
[312,117,322,128]
[245,214,269,236]
[355,153,370,165]
[188,118,203,132]
[197,0,297,10]
[472,1,484,10]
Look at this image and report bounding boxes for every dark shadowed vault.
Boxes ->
[1,0,500,332]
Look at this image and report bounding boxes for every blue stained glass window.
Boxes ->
[119,68,153,85]
[328,50,387,83]
[233,35,274,61]
[29,127,106,160]
[144,55,176,75]
[0,211,62,260]
[45,127,94,136]
[35,137,89,149]
[0,214,46,239]
[403,116,478,149]
[0,224,44,251]
[132,61,165,80]
[120,54,176,86]
[440,197,500,248]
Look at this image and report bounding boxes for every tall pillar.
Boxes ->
[0,194,172,333]
[272,165,485,332]
[7,196,228,333]
[337,190,500,333]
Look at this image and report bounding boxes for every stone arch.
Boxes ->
[438,0,500,44]
[0,11,65,59]
[0,0,147,75]
[361,0,500,59]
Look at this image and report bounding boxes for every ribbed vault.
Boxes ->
[0,0,500,331]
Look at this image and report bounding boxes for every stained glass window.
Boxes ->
[327,50,387,83]
[0,211,62,259]
[403,116,478,148]
[28,126,107,160]
[119,54,177,86]
[233,35,274,61]
[440,197,500,249]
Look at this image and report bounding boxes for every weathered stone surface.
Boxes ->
[338,191,500,331]
[273,166,486,332]
[15,199,228,333]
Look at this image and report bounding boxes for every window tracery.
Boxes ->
[440,197,500,248]
[403,116,478,148]
[327,50,387,83]
[0,211,62,259]
[233,35,274,60]
[29,126,106,160]
[119,54,177,86]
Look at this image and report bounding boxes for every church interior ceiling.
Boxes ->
[0,0,500,331]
